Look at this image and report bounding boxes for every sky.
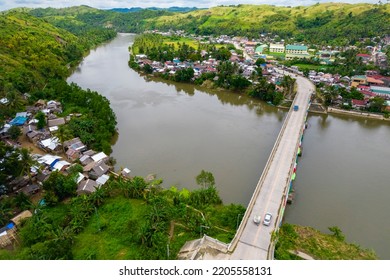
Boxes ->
[0,0,381,11]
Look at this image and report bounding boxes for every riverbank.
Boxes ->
[328,107,390,121]
[275,224,377,260]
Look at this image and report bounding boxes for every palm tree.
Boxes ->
[6,89,24,111]
[89,186,107,207]
[19,148,37,182]
[54,125,72,153]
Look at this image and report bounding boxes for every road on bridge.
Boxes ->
[230,74,315,259]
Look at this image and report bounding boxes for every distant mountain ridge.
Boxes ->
[110,7,201,13]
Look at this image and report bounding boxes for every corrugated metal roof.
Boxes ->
[286,45,308,51]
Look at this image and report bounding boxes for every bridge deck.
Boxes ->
[230,75,314,260]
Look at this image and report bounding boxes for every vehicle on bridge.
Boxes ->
[253,215,261,225]
[294,105,299,111]
[263,213,272,226]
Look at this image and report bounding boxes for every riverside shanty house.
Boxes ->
[63,137,87,162]
[0,210,32,248]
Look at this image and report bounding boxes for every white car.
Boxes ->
[253,215,261,225]
[263,213,272,226]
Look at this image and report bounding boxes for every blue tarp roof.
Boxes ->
[50,159,60,169]
[6,223,14,229]
[9,116,28,126]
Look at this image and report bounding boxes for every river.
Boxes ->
[68,33,390,259]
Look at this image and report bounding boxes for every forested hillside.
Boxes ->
[29,5,173,34]
[0,11,82,95]
[27,3,390,45]
[145,3,390,45]
[0,11,117,153]
[0,10,115,94]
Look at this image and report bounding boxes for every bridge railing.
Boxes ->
[267,80,313,259]
[228,84,297,252]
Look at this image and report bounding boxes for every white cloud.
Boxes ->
[0,0,380,11]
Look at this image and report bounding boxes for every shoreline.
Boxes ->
[327,107,390,121]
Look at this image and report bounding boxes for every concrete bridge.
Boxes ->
[179,74,315,260]
[228,74,314,259]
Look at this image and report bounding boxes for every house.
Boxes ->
[91,152,108,163]
[10,114,28,126]
[39,137,61,152]
[96,174,110,186]
[366,76,384,86]
[351,75,367,88]
[89,161,110,180]
[255,44,268,55]
[47,100,61,109]
[47,118,65,127]
[52,160,71,172]
[356,53,371,63]
[79,154,93,166]
[23,124,37,135]
[0,124,11,138]
[36,171,50,184]
[83,149,96,157]
[20,184,40,196]
[9,176,29,191]
[37,154,61,166]
[34,99,46,108]
[286,45,308,55]
[0,97,9,105]
[66,148,80,162]
[77,179,98,195]
[269,43,285,53]
[75,172,85,184]
[351,99,367,109]
[121,167,131,178]
[0,223,16,248]
[64,137,86,153]
[370,86,390,97]
[10,210,32,226]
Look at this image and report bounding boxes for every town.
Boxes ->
[131,31,390,117]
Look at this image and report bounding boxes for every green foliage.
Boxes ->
[0,12,117,153]
[275,223,377,260]
[8,125,21,140]
[0,143,24,193]
[195,170,215,188]
[29,81,117,154]
[368,96,385,113]
[142,63,153,74]
[328,226,345,242]
[18,4,390,47]
[255,58,266,66]
[35,111,46,129]
[247,78,281,105]
[42,171,77,205]
[67,163,83,175]
[174,68,194,82]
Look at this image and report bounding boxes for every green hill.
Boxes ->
[0,11,117,152]
[26,3,390,45]
[0,11,82,94]
[144,3,390,45]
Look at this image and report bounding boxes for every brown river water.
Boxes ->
[68,33,390,259]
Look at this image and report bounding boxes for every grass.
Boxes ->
[72,197,148,260]
[163,37,199,50]
[275,223,377,260]
[267,52,286,59]
[72,196,199,260]
[163,36,226,51]
[293,63,335,71]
